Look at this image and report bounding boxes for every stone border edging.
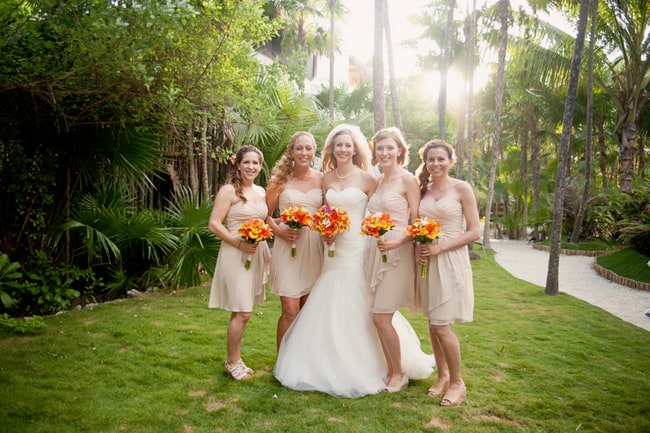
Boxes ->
[532,243,650,292]
[593,263,650,292]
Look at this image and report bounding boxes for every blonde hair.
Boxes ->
[321,124,369,173]
[370,127,409,167]
[267,131,317,191]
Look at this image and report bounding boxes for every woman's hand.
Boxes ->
[279,226,301,244]
[323,234,335,246]
[238,241,258,255]
[377,238,399,255]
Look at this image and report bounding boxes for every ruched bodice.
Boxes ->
[418,198,465,239]
[367,191,409,232]
[224,200,269,234]
[279,188,323,214]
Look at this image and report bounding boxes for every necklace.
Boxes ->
[335,168,354,179]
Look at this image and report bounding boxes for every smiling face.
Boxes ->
[238,150,262,181]
[424,146,453,178]
[332,133,356,166]
[373,137,401,169]
[291,134,316,169]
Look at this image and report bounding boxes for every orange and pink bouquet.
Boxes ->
[280,205,313,257]
[238,219,273,270]
[311,205,350,257]
[406,217,441,278]
[360,212,395,262]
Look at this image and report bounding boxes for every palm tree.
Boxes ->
[570,0,598,243]
[373,0,386,131]
[384,1,403,132]
[481,0,509,251]
[596,0,650,192]
[545,0,590,296]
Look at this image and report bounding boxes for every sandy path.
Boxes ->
[489,239,650,332]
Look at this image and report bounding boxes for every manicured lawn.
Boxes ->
[1,250,648,433]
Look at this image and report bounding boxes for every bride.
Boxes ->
[273,125,433,398]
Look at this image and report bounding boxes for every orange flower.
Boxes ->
[407,218,441,278]
[238,219,273,269]
[311,206,350,257]
[280,206,313,230]
[406,218,441,244]
[280,206,312,257]
[360,212,395,263]
[360,212,395,238]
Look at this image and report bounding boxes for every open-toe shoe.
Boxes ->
[426,379,449,398]
[225,360,251,380]
[383,374,409,393]
[440,383,466,407]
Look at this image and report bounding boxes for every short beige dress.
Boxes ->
[269,188,324,298]
[365,191,416,312]
[416,198,474,325]
[209,200,271,312]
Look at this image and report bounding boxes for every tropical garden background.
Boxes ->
[0,0,648,318]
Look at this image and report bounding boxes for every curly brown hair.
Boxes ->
[416,140,455,197]
[267,131,317,192]
[227,145,264,203]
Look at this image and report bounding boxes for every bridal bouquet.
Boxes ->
[360,212,395,262]
[238,219,273,270]
[406,217,441,278]
[280,205,312,257]
[311,205,350,257]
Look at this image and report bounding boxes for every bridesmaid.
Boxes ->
[265,131,324,350]
[366,127,421,392]
[208,145,271,380]
[414,140,481,406]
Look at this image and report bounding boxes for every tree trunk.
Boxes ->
[481,0,508,251]
[373,0,385,131]
[597,114,608,189]
[329,0,336,120]
[545,0,589,296]
[438,0,455,139]
[570,0,597,244]
[466,1,476,186]
[384,2,403,132]
[200,112,209,204]
[530,108,541,240]
[187,121,198,196]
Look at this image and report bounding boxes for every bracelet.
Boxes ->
[236,240,241,249]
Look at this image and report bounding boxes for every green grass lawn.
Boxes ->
[597,247,650,284]
[1,250,648,433]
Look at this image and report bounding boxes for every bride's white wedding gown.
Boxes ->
[273,187,434,398]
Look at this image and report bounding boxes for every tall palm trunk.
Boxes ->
[545,0,590,296]
[570,0,597,243]
[481,0,508,251]
[384,2,403,131]
[438,0,455,139]
[466,1,477,186]
[373,0,385,131]
[329,0,336,120]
